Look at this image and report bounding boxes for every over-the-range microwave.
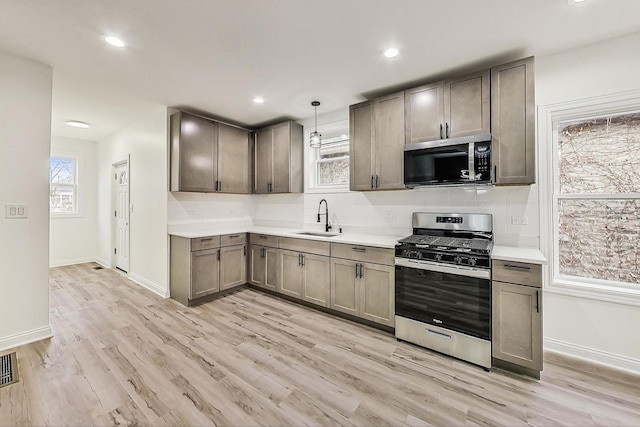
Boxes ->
[403,134,492,188]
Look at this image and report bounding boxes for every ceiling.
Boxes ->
[1,0,640,141]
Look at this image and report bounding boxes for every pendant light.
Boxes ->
[309,101,322,149]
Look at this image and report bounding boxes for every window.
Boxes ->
[308,120,350,192]
[540,91,640,304]
[50,156,78,215]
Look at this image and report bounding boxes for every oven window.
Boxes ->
[395,266,491,340]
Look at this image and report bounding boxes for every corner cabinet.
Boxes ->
[170,111,251,193]
[491,57,536,185]
[349,91,405,191]
[405,70,490,144]
[492,259,543,378]
[254,121,303,194]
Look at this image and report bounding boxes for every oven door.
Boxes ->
[395,258,491,340]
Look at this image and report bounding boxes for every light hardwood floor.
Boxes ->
[1,263,639,426]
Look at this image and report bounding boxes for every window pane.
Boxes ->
[558,198,640,285]
[318,158,349,185]
[50,157,76,213]
[558,112,640,194]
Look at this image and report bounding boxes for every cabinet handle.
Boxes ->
[494,165,497,181]
[445,123,449,138]
[439,124,443,139]
[535,290,539,313]
[359,263,364,279]
[352,247,366,253]
[375,175,379,189]
[217,249,221,261]
[243,245,246,256]
[261,248,265,258]
[228,234,239,238]
[258,235,267,240]
[355,264,359,278]
[371,175,374,189]
[298,253,302,266]
[218,180,222,192]
[199,238,214,242]
[301,254,305,267]
[503,264,531,271]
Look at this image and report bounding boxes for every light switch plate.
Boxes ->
[5,204,28,219]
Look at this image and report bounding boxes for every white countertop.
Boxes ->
[169,225,400,249]
[491,245,547,265]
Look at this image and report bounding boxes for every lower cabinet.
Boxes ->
[492,259,543,377]
[330,254,395,327]
[249,245,279,292]
[279,249,330,307]
[219,244,246,291]
[170,234,246,306]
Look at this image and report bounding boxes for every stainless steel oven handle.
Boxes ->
[395,258,490,280]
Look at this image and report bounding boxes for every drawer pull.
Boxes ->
[426,329,452,340]
[258,235,267,239]
[199,238,214,242]
[503,264,531,271]
[352,247,367,253]
[228,234,240,238]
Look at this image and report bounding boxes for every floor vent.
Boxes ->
[0,352,19,388]
[92,266,104,270]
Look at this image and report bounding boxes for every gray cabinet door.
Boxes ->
[374,91,405,190]
[279,249,303,298]
[491,57,535,185]
[177,113,217,192]
[492,281,542,371]
[330,258,359,316]
[301,254,330,307]
[444,70,490,139]
[255,128,272,194]
[264,247,280,291]
[405,82,444,144]
[359,262,395,327]
[190,248,219,299]
[349,101,374,191]
[271,122,292,193]
[217,123,250,194]
[249,245,266,287]
[219,244,246,290]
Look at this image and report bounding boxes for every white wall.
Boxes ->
[0,51,53,350]
[50,136,98,267]
[97,106,168,296]
[537,32,640,373]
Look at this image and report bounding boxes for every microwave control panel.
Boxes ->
[474,143,491,181]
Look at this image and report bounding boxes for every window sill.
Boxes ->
[51,213,83,219]
[547,278,640,307]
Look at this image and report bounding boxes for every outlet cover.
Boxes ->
[511,216,529,225]
[5,205,28,219]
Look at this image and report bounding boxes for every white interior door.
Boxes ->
[113,161,130,272]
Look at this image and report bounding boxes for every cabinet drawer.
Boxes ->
[279,237,330,257]
[221,233,246,247]
[250,233,279,248]
[331,243,394,266]
[191,236,220,251]
[492,260,541,288]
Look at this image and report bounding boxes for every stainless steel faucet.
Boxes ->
[317,199,332,232]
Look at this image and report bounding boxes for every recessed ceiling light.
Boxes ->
[384,48,399,58]
[104,36,126,48]
[574,0,586,2]
[65,120,90,129]
[253,97,265,104]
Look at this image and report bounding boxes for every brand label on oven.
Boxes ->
[433,318,443,324]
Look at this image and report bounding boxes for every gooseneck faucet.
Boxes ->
[317,199,332,232]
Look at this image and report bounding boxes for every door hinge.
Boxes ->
[114,210,117,217]
[114,248,117,254]
[115,173,117,180]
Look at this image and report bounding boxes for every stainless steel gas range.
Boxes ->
[395,212,493,369]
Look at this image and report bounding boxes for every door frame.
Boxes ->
[111,155,130,272]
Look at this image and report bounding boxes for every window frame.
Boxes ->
[306,119,351,193]
[539,89,640,307]
[50,152,82,218]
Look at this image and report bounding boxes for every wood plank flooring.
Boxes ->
[1,262,639,426]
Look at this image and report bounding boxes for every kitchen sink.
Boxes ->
[294,231,340,238]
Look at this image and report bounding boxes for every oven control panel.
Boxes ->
[396,246,490,269]
[436,216,463,224]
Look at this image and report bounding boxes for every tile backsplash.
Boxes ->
[168,185,540,248]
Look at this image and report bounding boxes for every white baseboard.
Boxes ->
[544,337,640,375]
[0,325,53,352]
[128,273,169,298]
[94,257,111,268]
[49,257,98,268]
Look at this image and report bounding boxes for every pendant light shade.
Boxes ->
[310,101,322,149]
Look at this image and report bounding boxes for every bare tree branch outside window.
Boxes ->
[50,157,76,213]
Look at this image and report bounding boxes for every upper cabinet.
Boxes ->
[349,91,405,191]
[405,70,490,144]
[491,57,535,185]
[170,111,251,193]
[254,121,303,194]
